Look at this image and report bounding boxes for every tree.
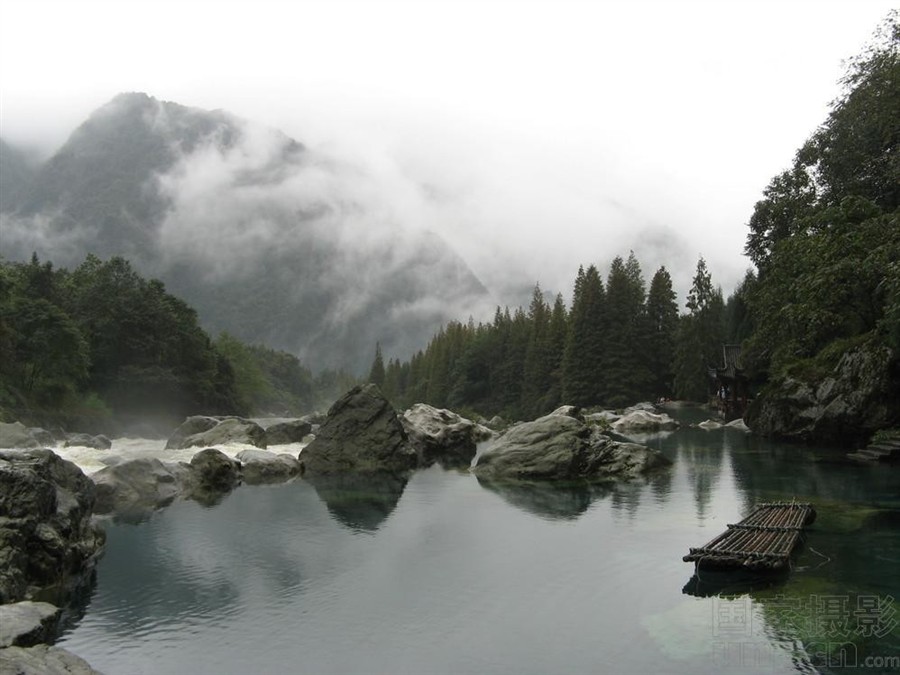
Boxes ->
[562,264,605,406]
[645,266,679,399]
[674,257,724,401]
[368,342,386,388]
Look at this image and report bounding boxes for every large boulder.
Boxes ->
[165,415,219,449]
[0,449,105,603]
[236,449,302,484]
[187,448,242,492]
[170,417,267,450]
[0,601,61,647]
[746,344,900,445]
[401,404,491,468]
[0,421,41,449]
[265,419,313,446]
[611,410,679,432]
[0,645,102,675]
[473,412,671,482]
[301,384,417,474]
[92,458,188,517]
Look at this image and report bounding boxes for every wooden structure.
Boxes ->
[708,344,748,418]
[683,502,816,572]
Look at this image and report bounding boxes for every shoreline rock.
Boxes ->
[401,404,491,468]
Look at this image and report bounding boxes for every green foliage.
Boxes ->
[673,257,725,401]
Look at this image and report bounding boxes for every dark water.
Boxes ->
[57,407,900,674]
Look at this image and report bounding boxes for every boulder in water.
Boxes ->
[92,457,188,517]
[0,601,61,647]
[0,644,102,675]
[165,415,219,449]
[473,412,670,482]
[611,410,679,432]
[265,419,313,445]
[172,418,267,450]
[64,433,112,450]
[401,404,490,467]
[0,449,105,603]
[236,448,302,484]
[301,384,416,475]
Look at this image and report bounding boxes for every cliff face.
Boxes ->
[745,344,899,446]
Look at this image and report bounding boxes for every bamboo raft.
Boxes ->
[683,502,816,572]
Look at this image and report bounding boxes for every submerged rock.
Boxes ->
[301,384,416,475]
[401,404,490,468]
[473,412,671,482]
[0,601,61,647]
[697,419,724,430]
[0,450,105,603]
[0,644,102,675]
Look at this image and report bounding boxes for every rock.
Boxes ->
[584,411,620,424]
[92,458,187,517]
[473,412,671,482]
[0,644,102,675]
[0,601,61,647]
[611,410,679,432]
[236,449,301,484]
[301,384,417,475]
[164,415,219,449]
[187,448,242,492]
[175,418,267,450]
[265,419,313,446]
[0,449,105,603]
[725,418,750,431]
[746,345,899,444]
[485,415,507,430]
[64,433,112,450]
[623,402,657,414]
[547,405,583,420]
[401,404,485,467]
[27,428,56,447]
[697,419,723,430]
[0,421,41,449]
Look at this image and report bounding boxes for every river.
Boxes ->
[54,406,900,674]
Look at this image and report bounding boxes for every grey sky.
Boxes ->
[1,0,894,306]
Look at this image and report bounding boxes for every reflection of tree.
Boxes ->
[475,478,612,521]
[306,472,407,532]
[676,427,726,520]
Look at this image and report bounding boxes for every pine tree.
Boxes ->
[646,266,679,399]
[673,257,725,401]
[562,264,605,406]
[368,342,386,388]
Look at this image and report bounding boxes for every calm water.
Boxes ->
[57,407,900,674]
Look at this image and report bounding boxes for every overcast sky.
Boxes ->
[0,0,895,306]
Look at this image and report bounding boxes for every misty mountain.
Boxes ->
[0,93,491,372]
[0,138,37,212]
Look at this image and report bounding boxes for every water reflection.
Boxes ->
[306,472,408,532]
[475,477,612,520]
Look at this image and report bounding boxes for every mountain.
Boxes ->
[0,138,38,212]
[0,93,491,372]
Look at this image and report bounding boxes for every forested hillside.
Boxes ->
[0,255,356,432]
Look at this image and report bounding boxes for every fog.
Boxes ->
[1,0,894,308]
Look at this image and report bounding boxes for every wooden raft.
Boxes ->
[683,502,816,572]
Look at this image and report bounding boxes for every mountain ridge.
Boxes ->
[0,92,491,372]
